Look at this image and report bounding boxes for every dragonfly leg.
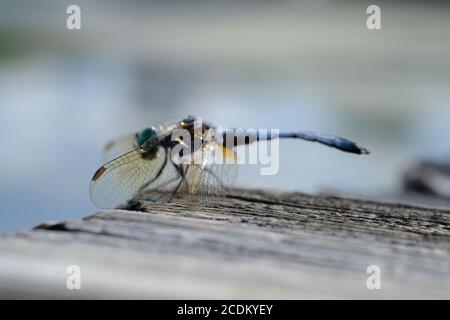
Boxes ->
[171,164,188,199]
[136,147,168,197]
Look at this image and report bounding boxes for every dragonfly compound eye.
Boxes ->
[136,127,157,147]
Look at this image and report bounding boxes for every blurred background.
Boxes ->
[1,0,450,233]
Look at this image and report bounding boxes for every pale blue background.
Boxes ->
[1,1,450,233]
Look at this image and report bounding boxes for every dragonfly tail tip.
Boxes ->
[358,147,370,155]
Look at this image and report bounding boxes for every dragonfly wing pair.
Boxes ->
[183,133,238,198]
[90,122,238,209]
[90,140,170,209]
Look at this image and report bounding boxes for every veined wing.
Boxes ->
[101,117,185,163]
[187,161,238,200]
[91,118,190,208]
[90,137,167,209]
[103,133,137,163]
[185,133,238,199]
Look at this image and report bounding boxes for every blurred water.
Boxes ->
[1,1,450,233]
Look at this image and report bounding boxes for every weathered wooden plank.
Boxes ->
[0,189,449,299]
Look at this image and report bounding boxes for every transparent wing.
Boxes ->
[102,116,185,163]
[187,162,238,200]
[103,133,137,163]
[91,118,188,208]
[90,138,168,209]
[140,154,181,193]
[184,132,238,200]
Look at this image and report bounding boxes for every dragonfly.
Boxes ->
[90,115,369,208]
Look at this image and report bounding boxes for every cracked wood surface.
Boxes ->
[0,189,449,299]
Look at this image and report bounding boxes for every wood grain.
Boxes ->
[0,189,449,299]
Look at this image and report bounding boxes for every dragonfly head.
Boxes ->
[136,127,157,147]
